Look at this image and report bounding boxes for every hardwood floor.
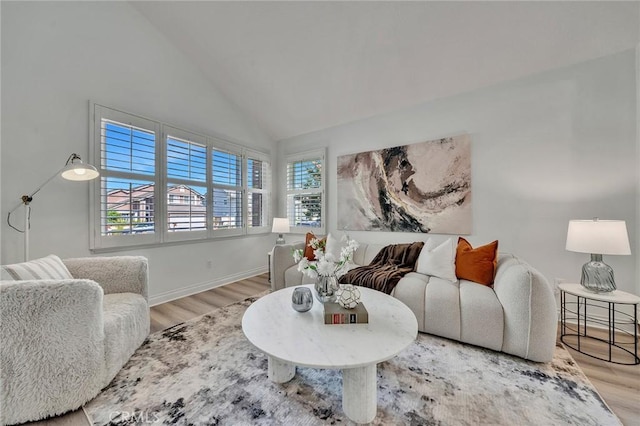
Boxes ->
[150,273,270,333]
[151,274,640,426]
[558,328,640,426]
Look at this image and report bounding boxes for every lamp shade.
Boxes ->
[566,219,631,255]
[60,161,99,181]
[272,217,290,234]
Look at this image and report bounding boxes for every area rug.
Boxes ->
[85,293,621,426]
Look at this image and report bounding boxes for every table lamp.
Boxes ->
[565,218,631,293]
[272,217,290,245]
[7,153,99,260]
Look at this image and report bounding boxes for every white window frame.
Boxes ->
[89,102,271,251]
[90,105,161,250]
[163,125,209,243]
[210,138,244,238]
[246,149,271,235]
[285,148,326,235]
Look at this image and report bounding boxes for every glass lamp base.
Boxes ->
[580,254,616,293]
[275,234,285,245]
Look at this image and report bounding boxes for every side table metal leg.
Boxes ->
[560,291,565,336]
[343,364,377,424]
[577,296,582,352]
[609,301,614,362]
[635,305,639,364]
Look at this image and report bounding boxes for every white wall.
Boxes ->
[278,50,638,295]
[1,2,276,303]
[636,42,640,296]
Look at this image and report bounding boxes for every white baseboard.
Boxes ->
[149,266,268,306]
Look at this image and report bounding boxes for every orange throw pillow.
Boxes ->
[455,237,498,286]
[303,233,326,261]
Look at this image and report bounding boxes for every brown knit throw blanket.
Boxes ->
[339,241,424,294]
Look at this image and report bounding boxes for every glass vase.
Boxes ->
[314,275,338,303]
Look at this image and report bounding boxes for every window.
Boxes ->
[212,144,243,235]
[90,104,271,250]
[92,105,160,249]
[165,126,208,240]
[247,150,271,232]
[286,149,325,234]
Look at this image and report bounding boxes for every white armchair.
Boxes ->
[0,255,150,426]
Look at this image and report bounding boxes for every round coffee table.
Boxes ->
[242,284,418,424]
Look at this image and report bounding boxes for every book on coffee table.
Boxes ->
[323,302,369,324]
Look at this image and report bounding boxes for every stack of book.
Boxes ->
[323,302,369,324]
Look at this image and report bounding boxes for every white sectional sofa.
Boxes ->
[271,241,558,362]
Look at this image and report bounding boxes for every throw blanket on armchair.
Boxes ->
[339,242,424,294]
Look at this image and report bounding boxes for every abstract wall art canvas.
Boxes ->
[337,134,471,234]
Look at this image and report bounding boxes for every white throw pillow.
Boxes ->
[415,238,457,282]
[1,254,73,281]
[324,233,342,261]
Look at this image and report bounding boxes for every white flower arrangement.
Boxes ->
[293,236,359,279]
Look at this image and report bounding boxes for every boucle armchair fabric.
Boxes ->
[63,256,149,299]
[0,256,149,426]
[0,279,105,425]
[102,293,150,381]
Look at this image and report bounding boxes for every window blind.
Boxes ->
[91,103,271,249]
[247,156,270,229]
[287,159,322,190]
[102,120,155,175]
[211,148,242,230]
[100,118,157,237]
[102,178,156,236]
[166,132,207,235]
[167,136,206,181]
[286,150,324,233]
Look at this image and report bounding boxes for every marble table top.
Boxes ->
[559,283,640,304]
[242,284,418,369]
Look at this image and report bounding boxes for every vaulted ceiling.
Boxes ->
[131,1,639,141]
